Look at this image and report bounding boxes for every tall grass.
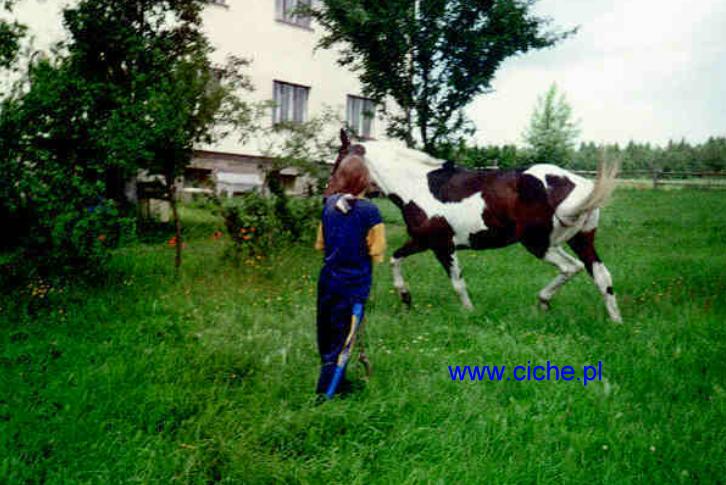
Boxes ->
[1,189,725,483]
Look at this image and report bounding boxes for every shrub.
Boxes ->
[222,191,321,260]
[222,192,278,258]
[286,196,322,243]
[0,197,135,287]
[48,200,135,269]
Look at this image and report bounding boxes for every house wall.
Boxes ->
[201,0,387,157]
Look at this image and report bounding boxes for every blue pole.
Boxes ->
[325,303,364,399]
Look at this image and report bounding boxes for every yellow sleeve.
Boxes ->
[314,223,324,251]
[366,223,386,263]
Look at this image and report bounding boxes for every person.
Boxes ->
[314,154,386,396]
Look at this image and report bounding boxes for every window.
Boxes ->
[275,0,312,29]
[347,95,376,139]
[207,0,228,6]
[273,81,309,124]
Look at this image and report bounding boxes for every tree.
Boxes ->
[0,1,24,70]
[700,137,726,172]
[252,108,340,238]
[571,141,598,170]
[0,0,255,273]
[440,141,528,169]
[523,83,580,166]
[312,0,573,154]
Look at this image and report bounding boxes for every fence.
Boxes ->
[571,170,726,190]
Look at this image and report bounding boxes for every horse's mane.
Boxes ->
[361,140,446,169]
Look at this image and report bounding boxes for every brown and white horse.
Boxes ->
[332,130,623,322]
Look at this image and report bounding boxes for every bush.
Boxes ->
[286,196,322,243]
[223,192,278,258]
[222,191,321,260]
[48,200,135,268]
[0,198,135,287]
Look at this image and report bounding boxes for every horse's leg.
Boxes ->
[536,246,585,310]
[357,320,372,378]
[433,248,474,310]
[521,225,582,310]
[391,239,426,308]
[567,229,623,323]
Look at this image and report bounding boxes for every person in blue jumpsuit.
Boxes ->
[315,154,386,396]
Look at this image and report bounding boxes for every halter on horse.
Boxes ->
[331,130,623,322]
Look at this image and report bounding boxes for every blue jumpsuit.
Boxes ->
[315,194,384,394]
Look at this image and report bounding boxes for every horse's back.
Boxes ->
[525,164,591,186]
[524,164,594,216]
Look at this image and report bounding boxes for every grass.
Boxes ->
[1,188,725,483]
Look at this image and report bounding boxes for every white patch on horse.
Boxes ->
[524,164,594,216]
[450,254,473,309]
[539,246,584,305]
[362,140,487,247]
[524,164,596,245]
[592,262,622,322]
[391,256,405,292]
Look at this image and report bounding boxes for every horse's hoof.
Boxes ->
[401,290,412,309]
[538,298,550,311]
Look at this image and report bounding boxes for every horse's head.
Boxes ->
[330,129,445,198]
[332,129,366,173]
[326,129,376,196]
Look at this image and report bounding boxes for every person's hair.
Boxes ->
[325,155,370,196]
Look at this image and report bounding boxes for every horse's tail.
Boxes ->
[578,158,620,213]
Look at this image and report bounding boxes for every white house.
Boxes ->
[7,0,387,195]
[197,0,386,194]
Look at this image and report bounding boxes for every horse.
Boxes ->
[331,130,623,322]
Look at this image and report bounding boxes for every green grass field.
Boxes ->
[2,188,725,483]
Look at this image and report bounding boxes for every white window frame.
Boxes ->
[275,0,312,29]
[346,95,376,139]
[273,81,310,124]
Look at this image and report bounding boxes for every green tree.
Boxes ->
[255,108,342,238]
[700,137,726,172]
[312,0,573,154]
[442,141,528,169]
[0,0,254,273]
[523,83,580,166]
[0,1,24,70]
[571,141,598,170]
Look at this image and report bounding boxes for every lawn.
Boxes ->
[1,188,725,483]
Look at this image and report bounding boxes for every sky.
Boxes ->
[467,0,726,147]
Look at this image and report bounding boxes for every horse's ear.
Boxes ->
[340,129,350,148]
[351,145,366,156]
